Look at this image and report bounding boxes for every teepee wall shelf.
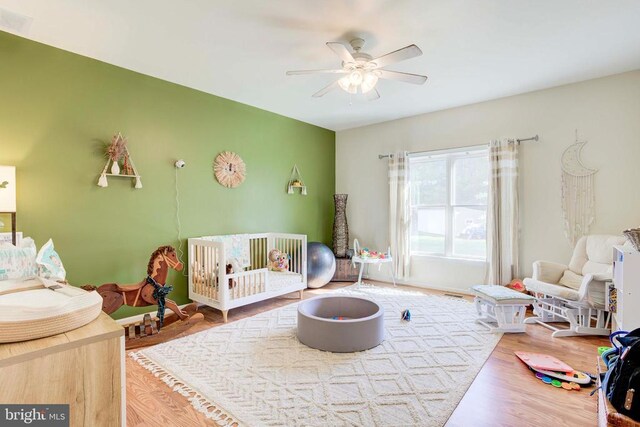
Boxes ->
[97,134,142,189]
[287,164,307,195]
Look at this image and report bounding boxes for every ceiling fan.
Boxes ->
[286,38,427,100]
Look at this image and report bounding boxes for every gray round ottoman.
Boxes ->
[297,296,384,353]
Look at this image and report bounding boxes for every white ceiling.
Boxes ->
[1,0,639,131]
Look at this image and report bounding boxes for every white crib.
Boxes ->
[188,233,307,322]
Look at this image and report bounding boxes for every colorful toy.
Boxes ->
[598,346,612,356]
[532,368,591,385]
[401,309,411,321]
[357,247,389,259]
[533,371,581,390]
[332,316,347,320]
[268,248,290,272]
[506,278,527,293]
[516,351,591,391]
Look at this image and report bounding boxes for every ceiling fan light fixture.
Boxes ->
[338,76,357,94]
[349,70,363,86]
[360,71,378,94]
[287,38,426,100]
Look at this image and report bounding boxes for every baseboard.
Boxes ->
[115,302,196,325]
[365,276,474,296]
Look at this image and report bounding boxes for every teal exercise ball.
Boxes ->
[307,242,336,288]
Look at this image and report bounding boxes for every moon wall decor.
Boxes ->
[561,141,597,176]
[561,133,597,246]
[214,151,246,188]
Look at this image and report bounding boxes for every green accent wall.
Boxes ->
[0,31,335,319]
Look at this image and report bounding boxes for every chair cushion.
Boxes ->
[558,270,584,291]
[568,236,588,275]
[587,235,625,264]
[471,284,535,304]
[582,260,613,279]
[524,279,580,301]
[568,235,625,275]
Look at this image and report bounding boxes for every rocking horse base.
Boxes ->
[124,303,204,350]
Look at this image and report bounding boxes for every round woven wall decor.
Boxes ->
[214,151,246,188]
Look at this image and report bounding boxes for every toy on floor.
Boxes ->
[515,351,593,391]
[534,371,582,390]
[402,309,411,321]
[122,303,204,350]
[598,346,612,356]
[506,278,527,293]
[532,368,591,385]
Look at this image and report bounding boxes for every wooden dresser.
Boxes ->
[0,313,125,426]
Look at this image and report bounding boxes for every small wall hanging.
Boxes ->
[561,130,597,246]
[214,151,246,188]
[97,133,142,189]
[287,164,307,195]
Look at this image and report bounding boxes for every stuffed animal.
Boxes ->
[212,260,241,289]
[268,248,290,272]
[226,258,243,288]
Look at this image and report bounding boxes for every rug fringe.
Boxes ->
[130,352,241,426]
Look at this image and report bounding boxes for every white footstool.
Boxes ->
[471,285,535,333]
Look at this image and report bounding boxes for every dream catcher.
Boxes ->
[561,131,597,246]
[214,151,246,188]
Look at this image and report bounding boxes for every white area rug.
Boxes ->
[131,286,502,426]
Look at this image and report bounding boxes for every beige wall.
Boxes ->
[336,71,640,292]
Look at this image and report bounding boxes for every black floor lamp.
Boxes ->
[0,166,17,245]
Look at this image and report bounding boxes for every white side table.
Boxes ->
[352,239,396,287]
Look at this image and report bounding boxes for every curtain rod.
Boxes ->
[377,134,539,159]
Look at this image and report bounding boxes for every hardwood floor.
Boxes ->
[126,282,607,427]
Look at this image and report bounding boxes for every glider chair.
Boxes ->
[524,234,626,337]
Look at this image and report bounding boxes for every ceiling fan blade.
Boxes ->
[371,44,423,69]
[377,69,428,85]
[286,69,347,76]
[365,88,380,101]
[326,42,355,64]
[312,79,340,98]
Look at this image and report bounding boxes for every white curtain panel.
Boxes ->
[486,140,520,285]
[389,151,411,279]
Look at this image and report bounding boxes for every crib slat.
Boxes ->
[207,245,211,299]
[212,246,217,300]
[199,245,202,297]
[201,245,205,297]
[214,246,218,300]
[216,247,219,299]
[204,246,208,297]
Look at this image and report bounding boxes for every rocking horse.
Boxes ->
[83,246,203,348]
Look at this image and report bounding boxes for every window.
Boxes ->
[409,147,488,259]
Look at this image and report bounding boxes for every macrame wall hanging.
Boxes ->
[287,164,307,195]
[561,131,597,246]
[97,133,142,189]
